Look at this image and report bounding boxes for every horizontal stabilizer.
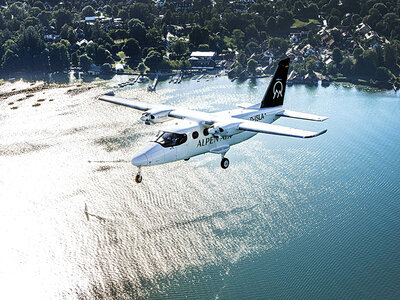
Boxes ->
[238,121,327,138]
[236,102,257,109]
[276,110,328,121]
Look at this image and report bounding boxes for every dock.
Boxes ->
[148,74,159,91]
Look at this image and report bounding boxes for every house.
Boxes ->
[289,33,302,44]
[356,23,371,35]
[365,31,380,43]
[88,64,101,75]
[167,0,193,11]
[189,51,216,69]
[326,39,335,49]
[115,63,124,73]
[324,58,334,66]
[44,34,60,42]
[76,39,90,47]
[301,44,315,57]
[85,16,97,22]
[262,50,274,60]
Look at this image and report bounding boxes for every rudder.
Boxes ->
[260,58,290,108]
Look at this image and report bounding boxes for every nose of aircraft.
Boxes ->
[131,153,148,167]
[131,142,165,167]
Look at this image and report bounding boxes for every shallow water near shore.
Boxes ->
[0,76,399,299]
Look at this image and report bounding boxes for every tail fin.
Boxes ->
[260,58,290,108]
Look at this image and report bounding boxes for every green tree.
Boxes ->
[328,15,340,27]
[144,50,163,71]
[332,48,343,64]
[71,52,79,67]
[245,41,258,56]
[60,24,76,44]
[123,38,141,59]
[305,58,317,73]
[38,11,52,27]
[86,42,98,61]
[138,62,146,75]
[48,42,69,72]
[353,48,363,59]
[128,18,146,44]
[269,37,289,54]
[327,62,337,74]
[232,29,245,49]
[146,28,162,46]
[101,63,112,74]
[104,5,112,16]
[110,29,128,41]
[82,5,96,18]
[96,45,112,65]
[340,58,353,75]
[266,16,276,32]
[1,49,19,72]
[54,9,73,31]
[79,54,93,72]
[189,26,210,46]
[276,9,294,30]
[376,66,392,81]
[355,49,378,76]
[129,3,154,26]
[247,59,258,75]
[307,3,319,19]
[383,44,397,69]
[170,40,188,57]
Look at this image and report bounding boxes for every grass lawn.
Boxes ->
[117,51,126,59]
[223,36,235,49]
[292,18,321,28]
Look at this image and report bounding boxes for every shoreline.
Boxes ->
[0,70,397,95]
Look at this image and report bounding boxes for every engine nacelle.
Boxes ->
[208,122,241,137]
[140,109,171,125]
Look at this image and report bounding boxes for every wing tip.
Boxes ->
[317,116,329,122]
[305,129,327,138]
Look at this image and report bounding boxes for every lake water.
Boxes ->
[0,76,399,299]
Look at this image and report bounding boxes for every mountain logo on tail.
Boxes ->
[273,80,283,99]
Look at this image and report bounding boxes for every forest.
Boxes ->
[0,0,399,86]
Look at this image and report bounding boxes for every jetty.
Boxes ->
[148,73,159,91]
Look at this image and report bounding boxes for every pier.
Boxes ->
[148,73,159,91]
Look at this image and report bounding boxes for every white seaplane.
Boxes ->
[100,58,327,183]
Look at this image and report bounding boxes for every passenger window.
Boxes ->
[203,128,209,136]
[192,131,199,139]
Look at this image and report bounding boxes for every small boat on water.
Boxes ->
[138,76,149,83]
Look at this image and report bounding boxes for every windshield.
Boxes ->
[155,131,187,147]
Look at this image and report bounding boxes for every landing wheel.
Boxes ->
[135,173,142,183]
[184,158,190,161]
[221,157,229,169]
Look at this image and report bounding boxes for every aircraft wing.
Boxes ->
[99,94,327,138]
[238,120,327,138]
[99,94,216,125]
[99,95,168,111]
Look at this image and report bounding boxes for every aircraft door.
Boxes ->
[176,142,188,160]
[164,146,177,162]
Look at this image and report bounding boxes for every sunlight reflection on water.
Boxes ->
[1,77,399,299]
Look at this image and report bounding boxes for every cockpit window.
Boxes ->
[155,131,187,147]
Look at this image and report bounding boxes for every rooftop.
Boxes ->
[190,51,216,57]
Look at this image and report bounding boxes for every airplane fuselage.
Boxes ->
[131,106,283,167]
[99,57,327,183]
